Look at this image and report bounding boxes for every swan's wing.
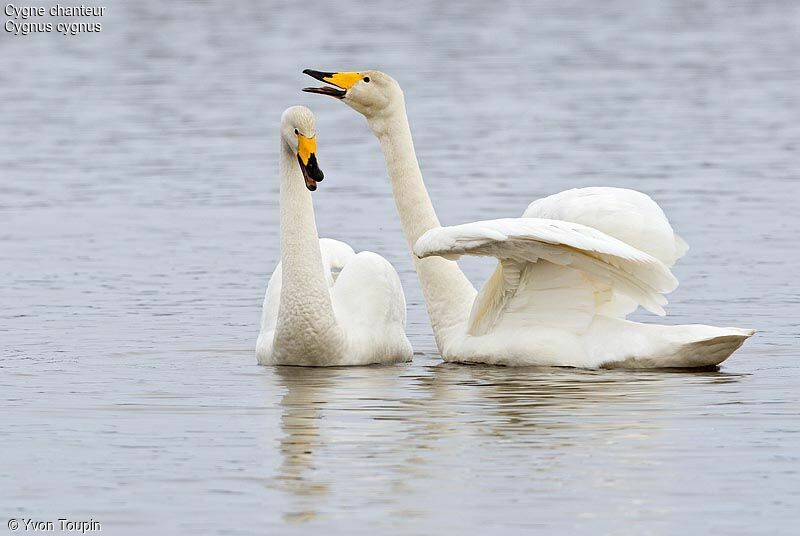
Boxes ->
[260,263,282,334]
[330,251,408,331]
[524,187,688,267]
[319,238,356,284]
[415,218,677,335]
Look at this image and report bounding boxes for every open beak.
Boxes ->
[297,134,323,191]
[302,69,362,99]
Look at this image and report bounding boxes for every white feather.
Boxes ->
[416,217,677,319]
[256,107,412,366]
[330,72,754,368]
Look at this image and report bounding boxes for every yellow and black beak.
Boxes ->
[297,134,323,191]
[302,69,362,99]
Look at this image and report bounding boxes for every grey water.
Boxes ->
[2,0,799,534]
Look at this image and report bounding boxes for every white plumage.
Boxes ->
[415,216,677,321]
[256,106,411,366]
[258,238,412,366]
[304,70,754,368]
[524,187,689,266]
[413,189,753,367]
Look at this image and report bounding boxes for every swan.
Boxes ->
[302,70,754,368]
[256,106,412,366]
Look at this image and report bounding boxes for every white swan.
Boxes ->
[256,106,412,366]
[303,71,754,368]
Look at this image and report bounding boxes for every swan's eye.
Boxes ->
[363,76,370,83]
[294,128,299,135]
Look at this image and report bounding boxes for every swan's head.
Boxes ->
[281,105,324,191]
[302,69,402,118]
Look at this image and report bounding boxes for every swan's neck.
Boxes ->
[370,103,476,348]
[275,141,340,349]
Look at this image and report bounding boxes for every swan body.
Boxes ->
[415,217,752,367]
[256,106,412,366]
[303,71,753,368]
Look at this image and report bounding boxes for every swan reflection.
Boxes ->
[269,359,746,523]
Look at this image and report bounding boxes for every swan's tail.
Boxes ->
[597,321,755,369]
[667,327,754,368]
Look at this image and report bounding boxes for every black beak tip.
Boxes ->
[303,69,334,81]
[302,70,347,98]
[308,154,324,182]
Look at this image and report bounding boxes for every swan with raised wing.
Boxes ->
[256,106,412,366]
[302,71,753,368]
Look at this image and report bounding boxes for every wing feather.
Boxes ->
[524,187,688,266]
[414,218,677,323]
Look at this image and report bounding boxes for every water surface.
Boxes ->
[2,0,799,533]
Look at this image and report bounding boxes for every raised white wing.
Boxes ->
[414,218,678,335]
[524,187,688,267]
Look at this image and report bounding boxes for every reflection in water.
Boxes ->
[269,360,747,526]
[2,0,796,532]
[273,367,334,523]
[413,363,744,437]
